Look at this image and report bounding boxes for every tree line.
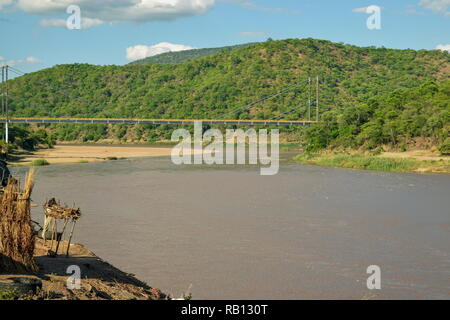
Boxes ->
[5,38,450,153]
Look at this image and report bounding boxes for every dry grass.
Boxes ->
[0,169,37,273]
[295,153,450,174]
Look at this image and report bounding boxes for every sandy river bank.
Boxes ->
[10,145,175,165]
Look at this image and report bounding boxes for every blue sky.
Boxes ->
[0,0,449,74]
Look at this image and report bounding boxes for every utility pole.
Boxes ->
[5,65,8,144]
[316,75,319,122]
[1,65,9,144]
[308,77,311,121]
[1,66,4,142]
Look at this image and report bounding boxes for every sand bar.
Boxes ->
[11,145,175,165]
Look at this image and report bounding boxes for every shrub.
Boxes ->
[31,159,50,166]
[0,289,21,300]
[438,138,450,155]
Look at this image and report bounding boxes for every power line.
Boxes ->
[8,66,78,93]
[220,80,309,120]
[269,76,322,121]
[271,107,300,120]
[7,66,322,125]
[11,67,307,122]
[8,66,26,75]
[7,66,80,115]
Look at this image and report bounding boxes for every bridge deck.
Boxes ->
[0,117,318,126]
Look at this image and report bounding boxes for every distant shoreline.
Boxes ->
[8,142,301,166]
[9,144,175,166]
[294,151,450,174]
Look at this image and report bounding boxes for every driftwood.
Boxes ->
[0,169,37,273]
[42,198,81,257]
[44,198,81,220]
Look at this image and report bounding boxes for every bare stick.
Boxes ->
[55,218,69,255]
[43,215,49,245]
[50,218,57,252]
[66,219,77,257]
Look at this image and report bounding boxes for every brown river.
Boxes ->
[12,151,450,299]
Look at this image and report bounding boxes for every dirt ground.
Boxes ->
[0,238,165,300]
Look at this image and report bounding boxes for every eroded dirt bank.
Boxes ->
[0,238,165,300]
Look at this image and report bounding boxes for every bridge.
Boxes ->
[0,117,318,127]
[2,65,323,143]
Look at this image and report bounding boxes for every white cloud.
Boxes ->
[419,0,450,16]
[352,7,368,13]
[436,44,450,52]
[225,0,298,14]
[0,0,13,9]
[40,17,103,29]
[23,56,41,63]
[353,6,384,13]
[40,18,66,27]
[0,56,42,67]
[80,17,103,28]
[1,0,216,28]
[126,42,195,61]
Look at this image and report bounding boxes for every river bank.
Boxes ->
[294,151,450,174]
[8,143,299,166]
[0,237,166,300]
[9,145,175,166]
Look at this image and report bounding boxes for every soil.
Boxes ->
[0,238,166,300]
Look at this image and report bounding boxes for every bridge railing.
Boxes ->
[0,117,320,127]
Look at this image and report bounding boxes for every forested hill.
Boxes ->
[129,43,252,64]
[7,38,450,148]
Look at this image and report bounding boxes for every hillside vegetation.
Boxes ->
[6,38,450,151]
[129,43,252,65]
[305,80,450,152]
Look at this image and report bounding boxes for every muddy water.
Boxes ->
[13,152,450,299]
